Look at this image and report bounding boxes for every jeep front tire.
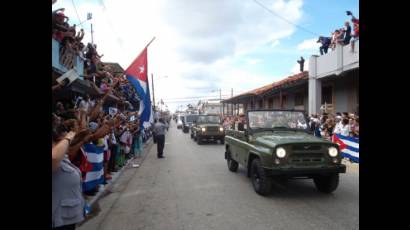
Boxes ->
[227,152,238,172]
[313,173,339,193]
[251,159,272,196]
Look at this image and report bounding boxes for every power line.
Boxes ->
[252,0,320,37]
[71,0,84,29]
[97,0,125,50]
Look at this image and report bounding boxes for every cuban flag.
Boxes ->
[332,134,359,163]
[82,143,104,192]
[125,48,153,128]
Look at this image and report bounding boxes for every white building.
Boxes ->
[308,40,359,115]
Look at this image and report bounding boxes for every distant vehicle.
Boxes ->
[177,115,184,129]
[177,119,183,129]
[191,114,224,144]
[182,114,199,133]
[224,110,346,196]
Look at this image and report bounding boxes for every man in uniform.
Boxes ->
[153,118,167,158]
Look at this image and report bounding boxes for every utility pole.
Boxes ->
[151,73,155,112]
[220,89,222,115]
[91,23,94,44]
[231,88,233,116]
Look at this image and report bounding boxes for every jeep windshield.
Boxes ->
[186,115,198,123]
[248,111,308,131]
[197,115,221,124]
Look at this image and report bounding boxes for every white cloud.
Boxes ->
[297,38,320,50]
[53,0,305,112]
[271,40,280,48]
[247,59,262,65]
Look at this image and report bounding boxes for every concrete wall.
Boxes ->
[316,40,359,79]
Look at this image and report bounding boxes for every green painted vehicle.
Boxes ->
[224,110,346,196]
[192,114,225,145]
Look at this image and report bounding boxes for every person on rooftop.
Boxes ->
[347,11,359,52]
[297,56,305,72]
[317,36,331,55]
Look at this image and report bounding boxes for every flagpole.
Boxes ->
[124,37,156,73]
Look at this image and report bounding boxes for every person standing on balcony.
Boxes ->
[317,36,331,55]
[297,57,305,72]
[347,11,359,52]
[341,21,352,45]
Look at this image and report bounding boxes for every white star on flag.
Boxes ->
[139,65,145,73]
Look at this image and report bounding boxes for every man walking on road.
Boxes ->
[154,118,167,158]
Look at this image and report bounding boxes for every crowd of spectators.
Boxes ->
[308,112,359,140]
[317,10,359,55]
[51,6,155,230]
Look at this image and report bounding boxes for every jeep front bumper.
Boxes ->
[263,165,346,176]
[197,134,225,140]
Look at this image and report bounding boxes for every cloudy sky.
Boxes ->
[53,0,358,112]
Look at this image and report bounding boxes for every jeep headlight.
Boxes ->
[328,147,338,157]
[276,147,286,158]
[201,127,206,132]
[219,127,224,132]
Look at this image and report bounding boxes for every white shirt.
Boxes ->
[333,122,343,134]
[120,130,132,144]
[340,124,351,136]
[110,132,117,145]
[103,135,109,151]
[79,100,91,113]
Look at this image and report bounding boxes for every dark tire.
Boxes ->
[250,159,272,196]
[220,138,225,144]
[313,173,339,193]
[190,132,193,139]
[226,150,238,172]
[197,137,202,145]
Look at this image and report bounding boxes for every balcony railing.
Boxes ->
[315,40,359,79]
[52,39,84,79]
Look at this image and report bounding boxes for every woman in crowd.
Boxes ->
[132,119,143,158]
[52,127,84,230]
[340,118,351,136]
[350,117,359,137]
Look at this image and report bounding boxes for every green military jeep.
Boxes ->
[225,110,346,196]
[192,114,225,145]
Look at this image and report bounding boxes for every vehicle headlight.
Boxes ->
[328,147,338,157]
[201,127,206,132]
[219,127,224,132]
[276,147,286,158]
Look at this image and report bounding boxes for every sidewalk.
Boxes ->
[342,158,359,173]
[83,138,154,214]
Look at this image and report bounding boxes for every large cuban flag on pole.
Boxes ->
[125,46,153,128]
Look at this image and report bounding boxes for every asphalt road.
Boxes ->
[79,124,359,230]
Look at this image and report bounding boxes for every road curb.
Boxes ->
[84,138,154,212]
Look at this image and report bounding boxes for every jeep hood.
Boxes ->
[253,131,330,148]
